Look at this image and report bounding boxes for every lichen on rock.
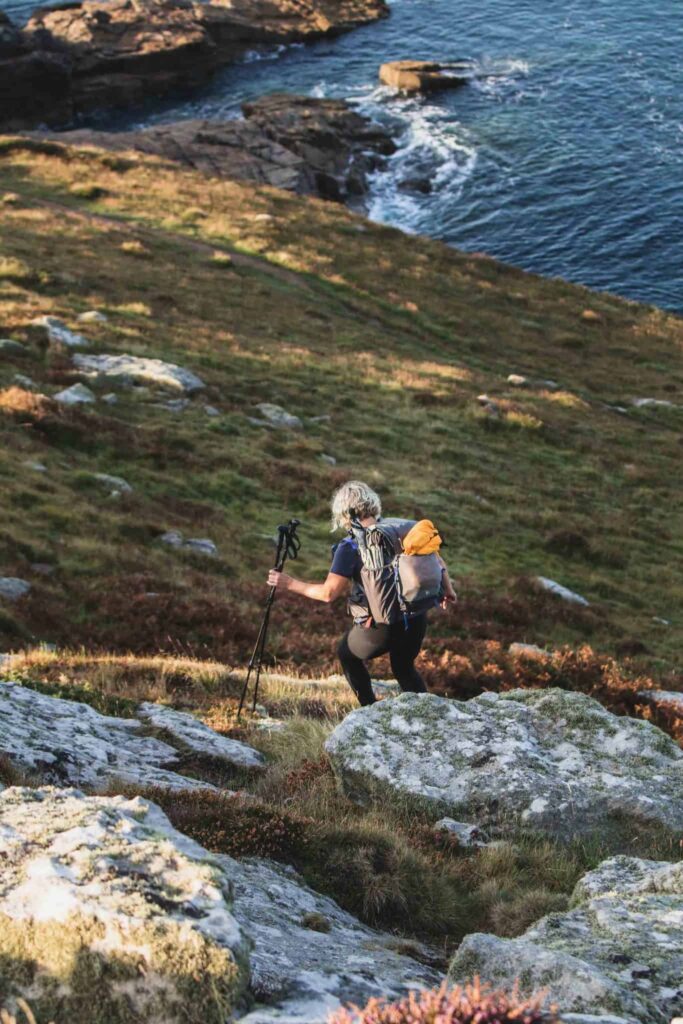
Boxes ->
[448,854,683,1023]
[0,786,250,1024]
[324,689,683,840]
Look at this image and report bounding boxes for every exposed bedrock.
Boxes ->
[35,94,397,200]
[0,0,389,129]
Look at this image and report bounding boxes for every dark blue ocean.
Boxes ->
[6,0,683,311]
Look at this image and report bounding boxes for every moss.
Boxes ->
[0,914,243,1024]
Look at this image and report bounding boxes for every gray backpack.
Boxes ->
[349,518,444,626]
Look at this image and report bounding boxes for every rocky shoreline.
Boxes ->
[35,94,397,201]
[0,0,388,130]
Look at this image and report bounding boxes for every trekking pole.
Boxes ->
[238,518,301,718]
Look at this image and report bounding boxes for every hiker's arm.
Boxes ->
[268,570,349,604]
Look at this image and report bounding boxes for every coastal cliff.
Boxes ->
[0,0,389,129]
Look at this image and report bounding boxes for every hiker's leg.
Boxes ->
[389,615,428,693]
[338,625,390,707]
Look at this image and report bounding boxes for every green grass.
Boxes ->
[0,138,680,675]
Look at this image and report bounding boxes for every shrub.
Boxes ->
[158,790,313,861]
[329,980,554,1024]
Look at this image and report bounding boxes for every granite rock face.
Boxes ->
[0,785,439,1024]
[138,702,266,769]
[0,681,263,790]
[1,0,389,129]
[0,786,250,1023]
[448,855,683,1024]
[224,856,440,1023]
[325,689,683,841]
[39,94,395,201]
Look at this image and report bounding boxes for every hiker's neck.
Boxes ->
[359,515,377,527]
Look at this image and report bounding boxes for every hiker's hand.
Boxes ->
[268,570,293,592]
[440,592,457,611]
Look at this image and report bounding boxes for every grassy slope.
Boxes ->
[0,138,682,676]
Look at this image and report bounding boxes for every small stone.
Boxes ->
[30,563,55,576]
[77,310,108,322]
[0,339,27,356]
[434,818,490,848]
[0,578,31,602]
[253,403,303,430]
[652,616,671,626]
[631,397,676,409]
[308,414,332,424]
[53,383,97,406]
[13,374,35,389]
[2,192,20,205]
[581,308,602,322]
[535,576,589,607]
[637,690,683,713]
[184,538,218,558]
[22,460,47,473]
[31,315,89,349]
[204,405,221,417]
[507,374,528,387]
[92,472,133,494]
[102,392,118,405]
[320,453,337,466]
[508,642,547,659]
[160,530,184,548]
[162,398,190,412]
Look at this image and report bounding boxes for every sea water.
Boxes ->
[5,0,683,310]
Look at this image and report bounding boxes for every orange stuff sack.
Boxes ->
[402,519,442,556]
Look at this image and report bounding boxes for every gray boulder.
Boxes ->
[0,578,31,602]
[253,403,303,429]
[53,383,96,406]
[222,857,440,1022]
[448,855,683,1024]
[325,689,683,841]
[31,315,89,349]
[638,689,683,713]
[0,785,438,1024]
[0,338,27,356]
[91,471,133,495]
[73,353,205,393]
[0,680,235,791]
[0,787,250,1023]
[536,575,589,606]
[160,530,219,557]
[137,702,265,769]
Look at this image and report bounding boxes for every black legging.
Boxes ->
[337,614,428,706]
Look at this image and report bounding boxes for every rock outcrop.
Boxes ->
[325,689,683,841]
[72,352,205,393]
[38,95,395,201]
[0,786,251,1023]
[0,786,439,1023]
[379,59,471,94]
[0,680,262,790]
[223,856,440,1021]
[137,702,265,769]
[1,0,389,129]
[448,855,683,1024]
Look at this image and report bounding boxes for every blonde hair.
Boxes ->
[330,480,382,532]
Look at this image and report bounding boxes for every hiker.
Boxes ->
[268,480,457,706]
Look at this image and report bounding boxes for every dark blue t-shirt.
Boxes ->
[330,537,362,580]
